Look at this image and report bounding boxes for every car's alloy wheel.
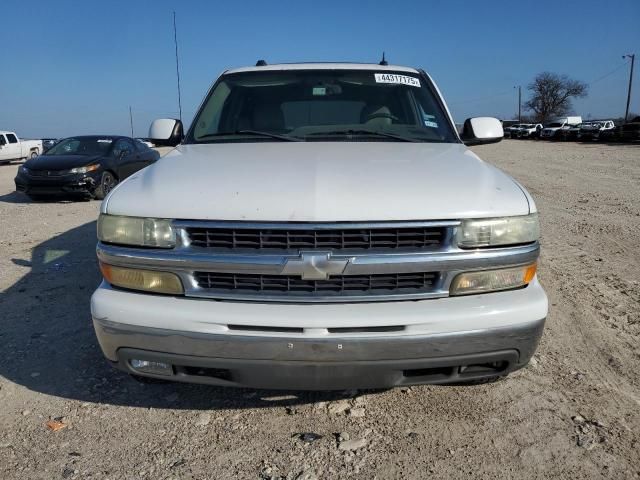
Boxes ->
[94,171,117,200]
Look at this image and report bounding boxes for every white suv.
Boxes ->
[91,62,547,390]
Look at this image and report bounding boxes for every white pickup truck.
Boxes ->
[517,123,543,139]
[91,62,547,390]
[539,116,582,140]
[0,131,43,164]
[578,120,615,140]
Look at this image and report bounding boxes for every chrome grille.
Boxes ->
[194,272,439,297]
[186,225,446,250]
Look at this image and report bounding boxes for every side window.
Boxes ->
[0,135,6,146]
[6,134,18,144]
[194,82,231,139]
[134,140,148,152]
[112,139,134,157]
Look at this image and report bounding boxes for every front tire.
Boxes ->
[94,171,117,200]
[30,151,38,159]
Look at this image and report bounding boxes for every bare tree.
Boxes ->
[524,72,588,123]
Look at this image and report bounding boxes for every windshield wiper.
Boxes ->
[305,129,422,142]
[197,130,302,142]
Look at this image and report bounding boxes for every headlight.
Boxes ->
[99,262,183,294]
[20,165,30,174]
[97,214,175,248]
[450,263,537,296]
[457,213,539,248]
[70,164,100,174]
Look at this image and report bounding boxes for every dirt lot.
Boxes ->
[0,140,639,479]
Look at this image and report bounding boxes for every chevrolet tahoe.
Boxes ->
[91,62,548,390]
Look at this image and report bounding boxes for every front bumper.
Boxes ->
[91,279,548,389]
[14,171,99,196]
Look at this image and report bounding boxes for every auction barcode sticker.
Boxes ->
[374,73,420,87]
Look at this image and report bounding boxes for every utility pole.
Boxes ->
[173,11,183,122]
[514,85,521,122]
[623,53,635,121]
[129,105,134,138]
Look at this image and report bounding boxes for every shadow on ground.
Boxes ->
[0,190,89,204]
[0,221,367,410]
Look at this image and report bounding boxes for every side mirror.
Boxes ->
[460,117,504,146]
[149,118,184,147]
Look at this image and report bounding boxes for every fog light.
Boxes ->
[450,263,537,296]
[99,262,183,295]
[130,359,173,376]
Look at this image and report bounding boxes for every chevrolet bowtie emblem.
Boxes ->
[281,251,353,280]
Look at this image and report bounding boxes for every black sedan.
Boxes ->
[15,135,160,200]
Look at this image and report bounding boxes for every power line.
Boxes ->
[588,62,629,86]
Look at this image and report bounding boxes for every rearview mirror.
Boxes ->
[460,117,503,146]
[149,118,184,147]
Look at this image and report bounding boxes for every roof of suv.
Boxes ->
[224,63,420,75]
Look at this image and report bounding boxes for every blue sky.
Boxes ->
[1,0,638,138]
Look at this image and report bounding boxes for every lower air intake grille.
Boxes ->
[193,272,439,297]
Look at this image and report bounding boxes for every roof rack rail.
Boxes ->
[255,59,267,66]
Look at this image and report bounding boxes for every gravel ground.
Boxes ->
[0,140,639,479]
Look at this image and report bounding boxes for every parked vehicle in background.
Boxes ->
[501,120,519,137]
[0,132,43,164]
[560,123,582,141]
[135,138,155,148]
[539,116,582,140]
[619,116,640,142]
[517,124,543,139]
[15,135,160,200]
[504,124,523,138]
[42,138,59,151]
[599,125,620,142]
[91,62,547,390]
[578,120,615,141]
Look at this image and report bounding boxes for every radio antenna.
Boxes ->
[173,11,183,122]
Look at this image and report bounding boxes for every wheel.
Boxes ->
[30,151,38,159]
[93,171,117,200]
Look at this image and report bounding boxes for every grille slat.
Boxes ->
[194,272,438,297]
[186,226,445,250]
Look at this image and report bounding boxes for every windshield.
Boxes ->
[186,69,458,143]
[45,137,114,156]
[547,122,563,128]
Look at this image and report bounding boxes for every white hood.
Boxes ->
[103,142,531,221]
